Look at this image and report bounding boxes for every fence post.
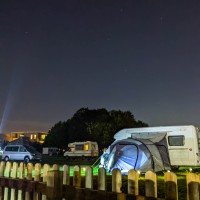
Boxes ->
[63,165,70,185]
[10,162,18,200]
[0,162,5,200]
[112,169,126,200]
[43,164,51,182]
[52,164,59,170]
[128,169,139,195]
[18,162,24,179]
[27,163,33,180]
[186,173,200,200]
[34,163,42,181]
[98,167,107,191]
[0,161,5,200]
[0,161,5,177]
[17,162,24,200]
[4,161,12,200]
[42,164,50,200]
[73,165,81,187]
[85,166,93,189]
[164,171,178,200]
[46,170,63,200]
[112,168,122,193]
[145,171,157,198]
[33,163,42,200]
[25,163,34,200]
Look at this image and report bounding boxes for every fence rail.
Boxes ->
[0,161,199,200]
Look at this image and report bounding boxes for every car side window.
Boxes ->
[5,146,19,151]
[19,146,27,152]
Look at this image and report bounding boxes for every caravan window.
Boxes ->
[168,135,185,146]
[75,145,84,150]
[84,144,89,151]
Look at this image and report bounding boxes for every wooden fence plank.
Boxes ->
[10,162,18,200]
[27,163,34,181]
[145,171,157,198]
[4,162,12,200]
[85,166,93,189]
[186,173,200,200]
[128,169,139,195]
[112,168,122,193]
[42,164,50,200]
[34,163,41,181]
[0,161,5,200]
[73,165,81,188]
[98,167,106,191]
[17,162,24,200]
[42,164,50,183]
[63,165,70,185]
[164,171,178,200]
[52,164,59,171]
[0,162,5,177]
[25,163,34,200]
[46,170,63,200]
[34,163,42,200]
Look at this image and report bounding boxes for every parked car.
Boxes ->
[2,145,42,163]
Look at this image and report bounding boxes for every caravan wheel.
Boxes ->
[171,166,179,171]
[65,155,69,160]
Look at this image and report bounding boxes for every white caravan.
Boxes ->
[42,147,58,155]
[113,125,200,166]
[64,141,99,159]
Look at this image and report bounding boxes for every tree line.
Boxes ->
[43,107,148,150]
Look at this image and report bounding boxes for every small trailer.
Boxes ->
[42,147,58,156]
[100,125,200,173]
[64,141,99,159]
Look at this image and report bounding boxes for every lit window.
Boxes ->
[41,135,46,140]
[34,134,37,139]
[84,144,89,151]
[70,147,75,152]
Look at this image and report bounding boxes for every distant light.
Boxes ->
[167,170,170,172]
[137,170,141,174]
[82,167,86,171]
[189,168,192,172]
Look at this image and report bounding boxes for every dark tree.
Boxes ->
[43,108,148,150]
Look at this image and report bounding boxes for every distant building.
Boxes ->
[2,131,47,144]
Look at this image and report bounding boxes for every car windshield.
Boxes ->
[24,145,38,153]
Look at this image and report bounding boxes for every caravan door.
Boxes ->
[167,134,195,166]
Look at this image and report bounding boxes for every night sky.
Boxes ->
[0,0,200,133]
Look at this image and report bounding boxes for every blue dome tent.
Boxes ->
[100,132,171,173]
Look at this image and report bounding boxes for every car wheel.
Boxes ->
[24,156,30,163]
[4,156,9,162]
